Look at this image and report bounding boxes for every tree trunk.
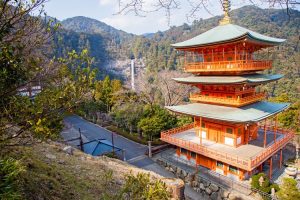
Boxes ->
[130,125,133,135]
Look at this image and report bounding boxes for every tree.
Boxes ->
[277,177,300,200]
[0,0,97,146]
[116,0,299,23]
[138,105,177,140]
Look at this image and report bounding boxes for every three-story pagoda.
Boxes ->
[160,1,294,181]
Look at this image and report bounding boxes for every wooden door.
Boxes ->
[208,125,221,142]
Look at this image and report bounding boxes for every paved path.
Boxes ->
[63,115,202,199]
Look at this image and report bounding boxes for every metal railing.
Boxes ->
[184,60,272,73]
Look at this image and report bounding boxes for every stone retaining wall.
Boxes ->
[156,158,255,200]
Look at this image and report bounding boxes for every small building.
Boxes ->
[160,0,294,181]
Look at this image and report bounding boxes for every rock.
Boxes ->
[220,189,230,198]
[182,170,187,177]
[186,181,191,186]
[45,154,56,160]
[210,192,218,200]
[202,179,210,187]
[200,183,205,190]
[228,192,240,200]
[185,174,194,182]
[209,183,219,192]
[58,160,65,164]
[63,146,74,155]
[192,181,198,187]
[176,167,182,175]
[205,188,212,195]
[196,188,201,193]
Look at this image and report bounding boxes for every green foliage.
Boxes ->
[251,173,279,196]
[138,105,177,140]
[0,158,25,200]
[269,94,300,133]
[120,173,170,200]
[277,178,300,200]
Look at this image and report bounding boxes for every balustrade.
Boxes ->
[161,126,294,171]
[190,92,266,107]
[184,60,272,74]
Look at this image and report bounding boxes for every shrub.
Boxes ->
[0,158,25,200]
[277,178,300,200]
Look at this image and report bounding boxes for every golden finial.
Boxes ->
[219,0,231,25]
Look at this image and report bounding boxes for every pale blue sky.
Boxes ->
[40,0,287,35]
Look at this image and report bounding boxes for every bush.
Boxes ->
[0,158,25,200]
[251,173,279,198]
[277,178,300,200]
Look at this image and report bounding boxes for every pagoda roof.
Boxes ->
[166,101,290,123]
[173,74,283,85]
[172,24,285,48]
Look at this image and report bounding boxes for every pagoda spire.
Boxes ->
[219,0,231,25]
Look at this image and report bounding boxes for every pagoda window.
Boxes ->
[201,122,205,128]
[205,94,209,96]
[217,161,224,168]
[229,165,238,174]
[226,128,233,134]
[181,148,188,154]
[191,152,197,158]
[226,95,232,98]
[227,57,233,61]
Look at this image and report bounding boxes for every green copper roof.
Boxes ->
[172,24,285,48]
[173,74,283,85]
[166,101,290,123]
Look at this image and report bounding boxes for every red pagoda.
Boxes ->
[160,1,294,181]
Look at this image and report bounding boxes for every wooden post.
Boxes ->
[259,164,263,172]
[264,119,267,148]
[200,117,202,145]
[111,131,115,154]
[279,149,283,169]
[269,156,273,180]
[274,115,278,143]
[234,45,237,61]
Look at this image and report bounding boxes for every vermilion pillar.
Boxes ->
[269,156,273,180]
[279,149,283,169]
[264,119,267,148]
[274,115,278,143]
[200,117,202,145]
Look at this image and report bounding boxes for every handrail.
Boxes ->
[161,123,194,135]
[190,92,266,106]
[160,126,294,171]
[184,60,272,72]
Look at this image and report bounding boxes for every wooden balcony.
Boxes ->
[190,92,266,107]
[160,124,294,171]
[184,60,272,75]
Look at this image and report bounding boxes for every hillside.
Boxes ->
[2,141,178,200]
[53,6,300,98]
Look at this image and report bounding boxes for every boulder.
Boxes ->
[45,154,56,160]
[210,192,218,200]
[228,192,241,200]
[220,189,230,198]
[199,183,205,190]
[63,146,74,155]
[209,183,219,192]
[205,188,212,195]
[192,181,198,187]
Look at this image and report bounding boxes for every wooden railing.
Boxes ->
[190,92,266,107]
[184,60,272,73]
[161,126,294,171]
[161,123,194,135]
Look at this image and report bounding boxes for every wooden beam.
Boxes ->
[274,115,278,143]
[279,149,283,169]
[264,119,267,148]
[269,156,273,180]
[200,117,202,145]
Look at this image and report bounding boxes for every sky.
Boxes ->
[40,0,288,35]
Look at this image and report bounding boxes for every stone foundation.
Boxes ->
[156,158,252,200]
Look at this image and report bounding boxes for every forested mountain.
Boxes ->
[53,6,300,98]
